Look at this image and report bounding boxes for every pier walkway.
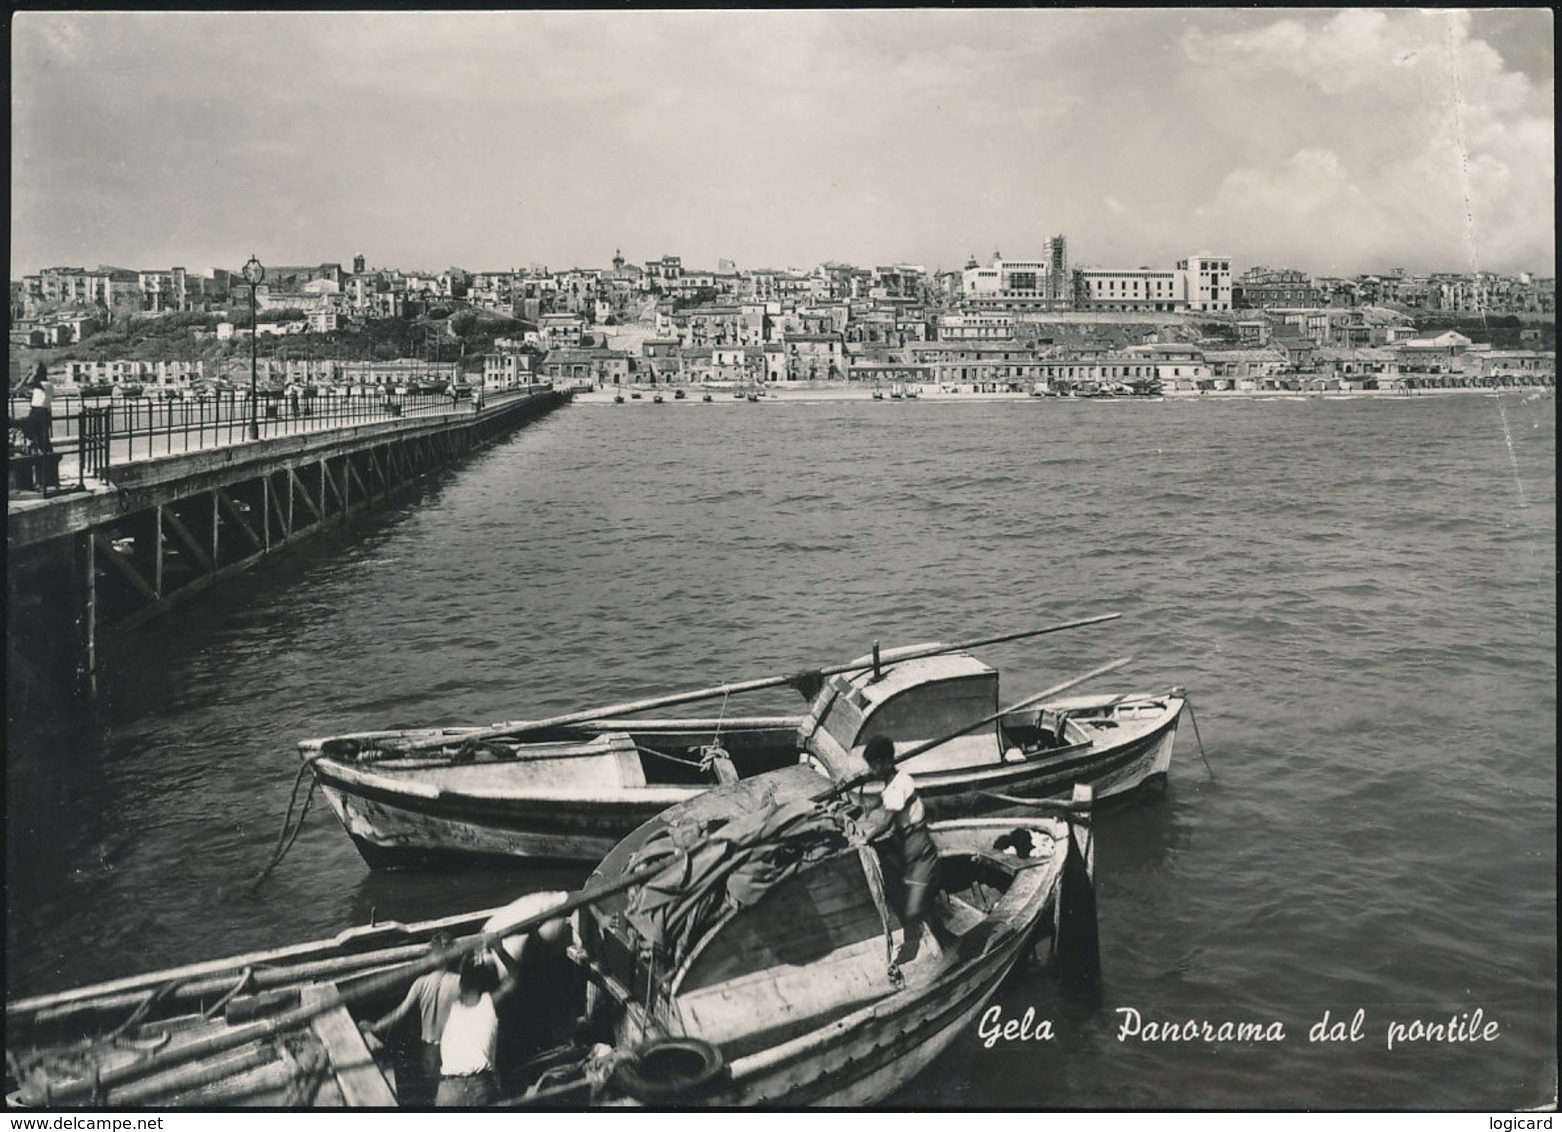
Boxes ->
[7,384,572,718]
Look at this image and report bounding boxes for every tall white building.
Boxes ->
[1177,255,1233,312]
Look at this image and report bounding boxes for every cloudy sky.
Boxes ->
[10,9,1554,280]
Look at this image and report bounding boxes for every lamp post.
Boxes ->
[242,255,265,439]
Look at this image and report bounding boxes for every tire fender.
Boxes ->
[610,1036,726,1102]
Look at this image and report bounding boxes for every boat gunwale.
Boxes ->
[705,835,1067,1098]
[298,715,809,751]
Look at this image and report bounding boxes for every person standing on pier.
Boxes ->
[23,364,54,454]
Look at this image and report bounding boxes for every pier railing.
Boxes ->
[8,384,552,498]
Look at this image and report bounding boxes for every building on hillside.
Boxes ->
[643,255,684,292]
[1073,267,1185,311]
[539,312,588,350]
[961,239,1069,310]
[746,270,813,303]
[783,334,845,381]
[1233,267,1319,309]
[1176,256,1233,311]
[666,305,750,348]
[871,264,929,302]
[934,312,1014,341]
[1235,318,1272,345]
[137,268,190,313]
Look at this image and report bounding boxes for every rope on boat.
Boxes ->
[857,845,902,987]
[105,979,184,1042]
[201,968,255,1020]
[633,744,707,770]
[713,687,730,745]
[637,951,657,1047]
[1185,697,1215,780]
[250,756,324,891]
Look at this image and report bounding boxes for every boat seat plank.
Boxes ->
[675,935,902,1049]
[302,985,397,1107]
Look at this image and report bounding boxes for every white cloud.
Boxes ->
[1178,9,1553,273]
[9,10,1553,277]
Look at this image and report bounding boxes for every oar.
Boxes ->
[817,656,1135,799]
[389,613,1122,753]
[17,857,674,1107]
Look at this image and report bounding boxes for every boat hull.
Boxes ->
[714,924,1030,1105]
[313,768,703,867]
[920,700,1180,817]
[308,696,1178,868]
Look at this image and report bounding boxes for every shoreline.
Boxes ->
[571,384,1553,406]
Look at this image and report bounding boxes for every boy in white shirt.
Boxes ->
[861,735,956,963]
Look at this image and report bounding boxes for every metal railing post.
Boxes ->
[78,406,111,478]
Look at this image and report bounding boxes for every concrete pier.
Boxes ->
[6,386,572,724]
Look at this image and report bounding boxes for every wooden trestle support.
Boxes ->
[6,391,569,723]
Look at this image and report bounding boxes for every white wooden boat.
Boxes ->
[300,616,1184,868]
[4,766,1099,1109]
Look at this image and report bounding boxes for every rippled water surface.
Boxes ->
[7,392,1555,1110]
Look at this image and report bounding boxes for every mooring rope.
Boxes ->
[1185,698,1215,780]
[250,756,324,891]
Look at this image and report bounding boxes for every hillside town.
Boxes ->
[10,242,1556,400]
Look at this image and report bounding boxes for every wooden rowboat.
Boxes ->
[565,764,1100,1106]
[299,617,1184,868]
[5,766,1098,1109]
[4,908,505,1108]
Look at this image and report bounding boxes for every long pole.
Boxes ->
[388,612,1122,752]
[247,280,259,440]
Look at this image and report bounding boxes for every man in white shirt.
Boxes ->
[435,946,521,1106]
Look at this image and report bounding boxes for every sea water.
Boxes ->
[6,391,1554,1109]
